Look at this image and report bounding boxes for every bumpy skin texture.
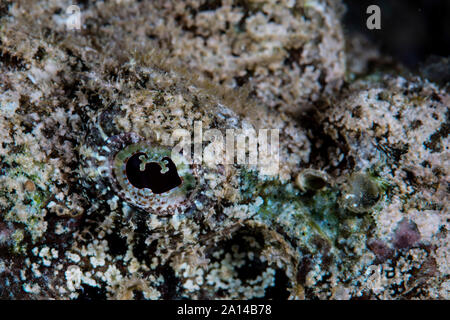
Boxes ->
[142,0,346,114]
[0,0,448,299]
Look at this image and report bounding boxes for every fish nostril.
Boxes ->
[125,152,182,194]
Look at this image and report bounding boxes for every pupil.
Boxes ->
[125,152,182,194]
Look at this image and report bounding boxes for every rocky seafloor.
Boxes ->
[0,0,448,299]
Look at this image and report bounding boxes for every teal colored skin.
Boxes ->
[238,168,387,263]
[0,157,52,251]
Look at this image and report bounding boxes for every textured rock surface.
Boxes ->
[0,0,448,299]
